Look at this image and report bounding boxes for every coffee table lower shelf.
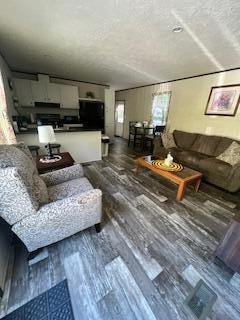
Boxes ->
[135,157,202,201]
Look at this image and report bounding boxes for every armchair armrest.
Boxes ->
[40,164,84,186]
[12,189,102,252]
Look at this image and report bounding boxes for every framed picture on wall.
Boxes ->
[205,84,240,116]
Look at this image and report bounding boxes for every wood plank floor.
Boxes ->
[1,138,240,319]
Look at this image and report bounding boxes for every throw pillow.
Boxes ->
[161,132,177,149]
[217,141,240,166]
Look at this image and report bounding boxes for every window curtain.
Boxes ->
[151,92,171,126]
[0,71,16,144]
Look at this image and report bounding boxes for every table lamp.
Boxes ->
[38,125,57,159]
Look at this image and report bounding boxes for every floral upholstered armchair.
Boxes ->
[0,144,102,253]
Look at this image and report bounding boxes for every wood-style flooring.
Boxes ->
[1,138,240,319]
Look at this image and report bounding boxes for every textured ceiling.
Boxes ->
[0,0,239,89]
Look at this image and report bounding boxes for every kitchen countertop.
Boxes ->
[16,128,102,134]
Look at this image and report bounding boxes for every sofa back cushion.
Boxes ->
[173,130,198,150]
[214,137,233,157]
[190,134,221,156]
[0,167,37,225]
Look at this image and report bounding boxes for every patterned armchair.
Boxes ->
[0,144,102,252]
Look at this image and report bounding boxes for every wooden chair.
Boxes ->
[154,125,165,136]
[142,127,155,152]
[128,121,137,146]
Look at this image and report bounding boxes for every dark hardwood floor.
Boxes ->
[1,138,240,319]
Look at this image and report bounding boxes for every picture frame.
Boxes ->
[205,84,240,116]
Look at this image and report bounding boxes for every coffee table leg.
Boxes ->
[194,177,201,192]
[176,182,187,201]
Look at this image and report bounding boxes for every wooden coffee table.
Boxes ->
[135,156,202,201]
[36,152,74,174]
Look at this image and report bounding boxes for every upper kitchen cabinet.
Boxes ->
[31,81,47,102]
[31,81,60,103]
[60,85,79,109]
[13,78,34,107]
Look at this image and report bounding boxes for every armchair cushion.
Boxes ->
[0,167,37,225]
[48,177,93,202]
[12,189,102,252]
[0,145,38,205]
[40,164,84,186]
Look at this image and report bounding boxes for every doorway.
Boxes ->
[115,100,125,137]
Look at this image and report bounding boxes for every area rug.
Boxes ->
[3,279,74,320]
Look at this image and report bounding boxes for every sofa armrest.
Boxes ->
[40,164,84,186]
[12,189,102,252]
[228,163,240,192]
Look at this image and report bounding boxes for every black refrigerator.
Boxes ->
[79,100,105,133]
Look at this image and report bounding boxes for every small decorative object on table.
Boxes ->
[164,152,173,167]
[39,155,62,163]
[152,159,183,172]
[37,125,59,160]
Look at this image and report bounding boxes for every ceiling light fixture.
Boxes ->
[172,26,183,33]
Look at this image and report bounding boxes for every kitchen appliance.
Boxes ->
[36,114,61,128]
[79,100,104,132]
[63,116,79,124]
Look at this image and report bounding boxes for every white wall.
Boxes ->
[116,69,240,140]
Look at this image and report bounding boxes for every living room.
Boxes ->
[0,1,240,320]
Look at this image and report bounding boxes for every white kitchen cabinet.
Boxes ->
[60,85,79,109]
[31,81,47,102]
[47,83,61,103]
[13,78,34,107]
[31,81,60,103]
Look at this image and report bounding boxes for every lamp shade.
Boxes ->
[37,125,56,143]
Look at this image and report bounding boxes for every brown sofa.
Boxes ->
[153,130,240,192]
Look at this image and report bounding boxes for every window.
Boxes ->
[151,92,171,126]
[116,103,124,123]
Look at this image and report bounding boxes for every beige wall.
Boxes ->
[116,69,240,140]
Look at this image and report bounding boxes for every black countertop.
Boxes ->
[16,128,102,134]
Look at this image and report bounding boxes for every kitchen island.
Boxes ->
[16,129,102,163]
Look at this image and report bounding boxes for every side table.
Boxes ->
[36,152,74,174]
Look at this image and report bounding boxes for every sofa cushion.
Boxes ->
[177,151,210,168]
[199,158,232,178]
[173,130,198,150]
[161,132,176,149]
[48,177,93,202]
[190,135,221,156]
[168,147,184,159]
[214,137,233,156]
[216,141,240,166]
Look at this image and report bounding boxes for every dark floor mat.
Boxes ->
[3,279,74,320]
[184,279,217,320]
